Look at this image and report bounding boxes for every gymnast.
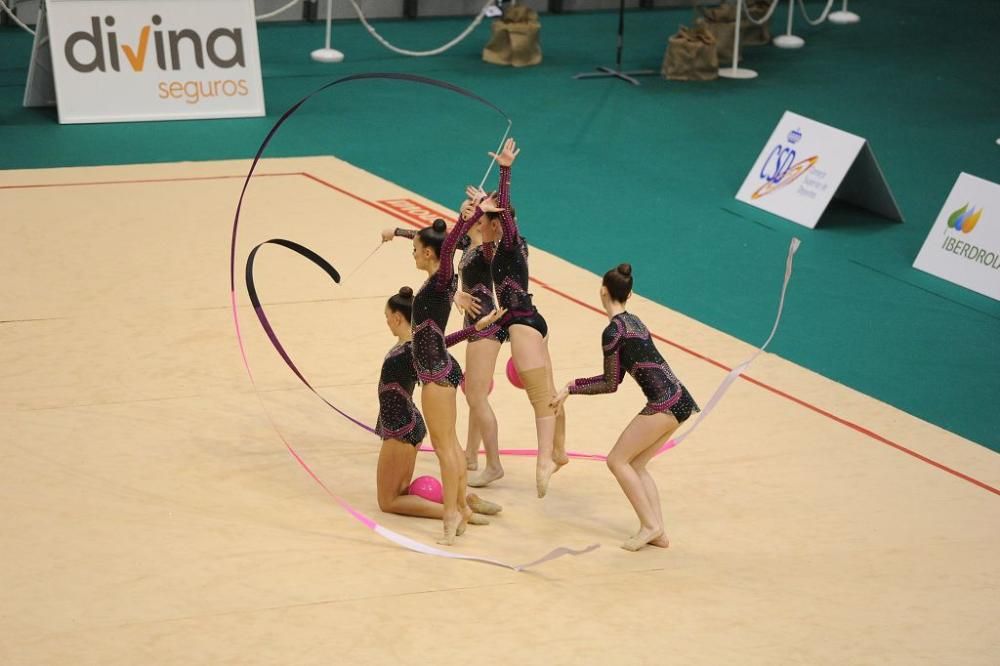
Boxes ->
[477,138,567,497]
[376,286,503,524]
[400,197,501,544]
[551,264,700,551]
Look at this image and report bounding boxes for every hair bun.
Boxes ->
[617,263,633,277]
[432,219,447,233]
[398,286,414,299]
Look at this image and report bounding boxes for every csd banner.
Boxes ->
[736,111,902,229]
[26,0,265,124]
[913,173,1000,301]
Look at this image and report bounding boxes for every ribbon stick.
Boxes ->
[342,242,383,283]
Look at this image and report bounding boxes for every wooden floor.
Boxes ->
[1,156,998,665]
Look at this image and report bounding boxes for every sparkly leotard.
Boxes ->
[569,312,700,421]
[395,228,507,344]
[490,164,547,337]
[376,315,490,446]
[375,342,426,446]
[459,237,508,344]
[410,209,483,386]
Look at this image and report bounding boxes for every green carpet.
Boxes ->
[2,1,998,450]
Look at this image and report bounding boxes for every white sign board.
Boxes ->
[736,111,903,229]
[32,0,265,123]
[913,173,1000,301]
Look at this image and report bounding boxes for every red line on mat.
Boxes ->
[5,169,996,496]
[0,172,298,190]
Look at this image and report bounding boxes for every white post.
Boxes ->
[311,0,345,62]
[719,0,758,79]
[773,0,805,48]
[828,0,861,24]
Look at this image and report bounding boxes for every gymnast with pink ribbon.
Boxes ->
[551,264,700,551]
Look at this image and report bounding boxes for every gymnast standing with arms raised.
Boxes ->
[478,138,567,497]
[551,264,699,551]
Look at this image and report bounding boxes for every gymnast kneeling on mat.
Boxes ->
[376,286,504,523]
[550,264,700,551]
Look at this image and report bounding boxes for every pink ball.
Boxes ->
[460,376,495,395]
[408,475,443,503]
[506,357,524,389]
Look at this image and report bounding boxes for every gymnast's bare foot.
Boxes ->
[468,464,504,488]
[467,493,502,515]
[552,452,569,472]
[649,534,670,548]
[438,511,461,546]
[465,447,479,471]
[536,458,558,498]
[631,526,669,548]
[456,506,473,536]
[622,526,663,552]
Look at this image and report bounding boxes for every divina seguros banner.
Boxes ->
[37,0,265,123]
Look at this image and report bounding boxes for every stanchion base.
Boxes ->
[311,48,345,63]
[574,66,657,86]
[827,10,860,24]
[719,66,758,80]
[773,34,805,49]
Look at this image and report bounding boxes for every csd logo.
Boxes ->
[752,142,818,200]
[759,144,797,184]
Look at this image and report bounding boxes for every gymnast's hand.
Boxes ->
[475,307,507,331]
[460,199,477,221]
[380,228,396,243]
[454,291,482,316]
[489,138,520,168]
[550,384,571,413]
[477,195,502,214]
[465,185,487,203]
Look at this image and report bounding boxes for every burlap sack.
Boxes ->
[482,20,512,66]
[741,0,772,46]
[695,2,738,65]
[662,25,719,81]
[482,5,542,67]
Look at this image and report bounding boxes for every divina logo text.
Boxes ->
[65,15,246,73]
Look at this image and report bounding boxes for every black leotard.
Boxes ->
[410,209,483,386]
[489,165,547,337]
[396,228,507,344]
[375,342,426,446]
[569,312,700,421]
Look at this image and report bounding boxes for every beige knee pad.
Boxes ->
[519,367,557,418]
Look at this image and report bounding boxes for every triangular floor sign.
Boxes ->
[736,111,903,229]
[22,1,56,109]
